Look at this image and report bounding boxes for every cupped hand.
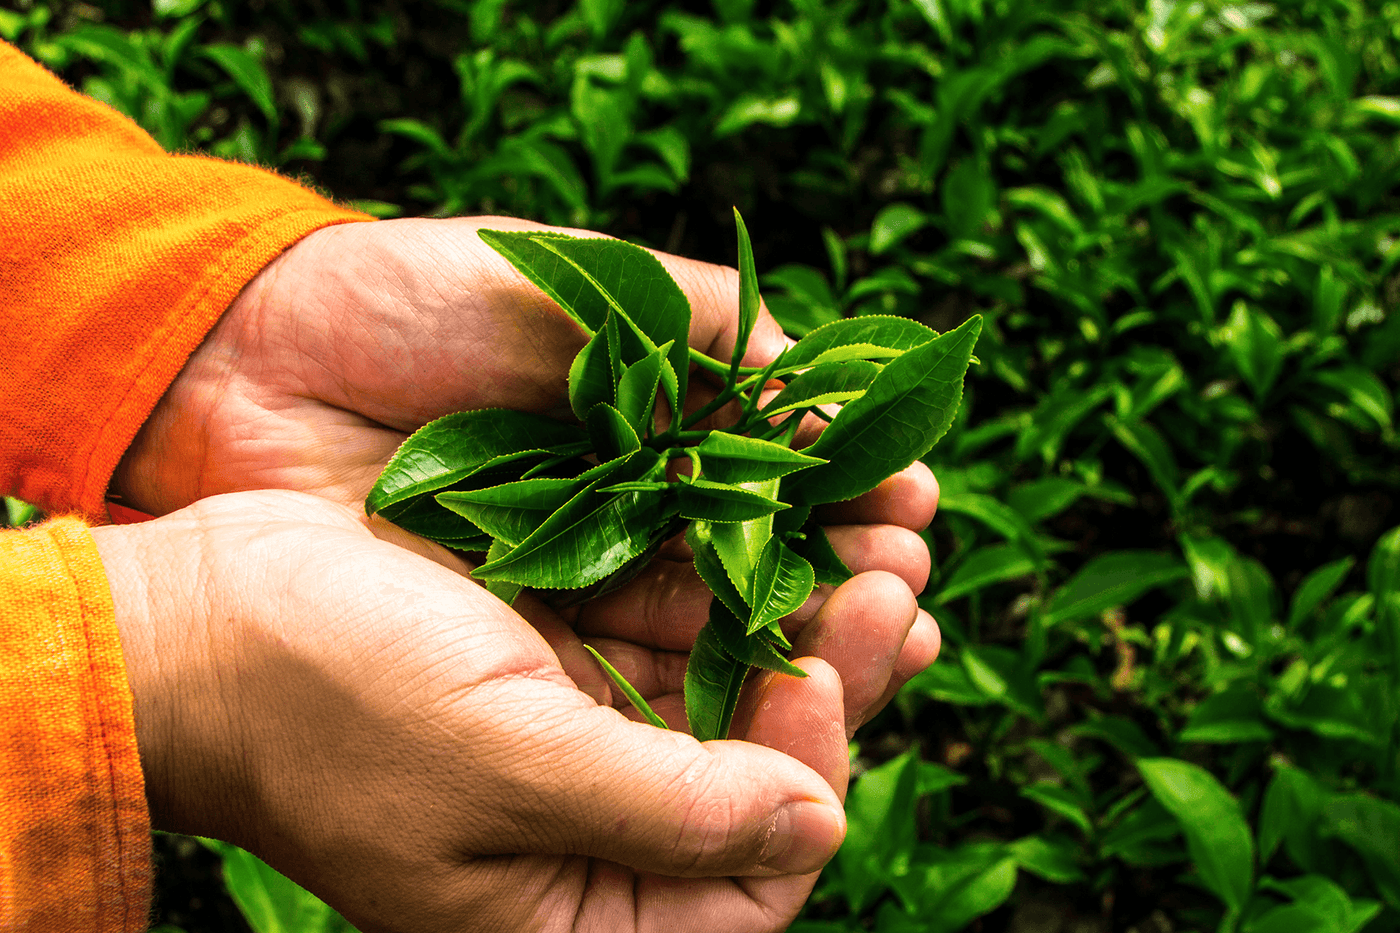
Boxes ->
[113,216,793,516]
[109,213,943,727]
[94,490,859,933]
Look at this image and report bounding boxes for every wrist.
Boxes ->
[89,516,232,833]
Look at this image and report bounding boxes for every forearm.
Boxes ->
[0,41,371,520]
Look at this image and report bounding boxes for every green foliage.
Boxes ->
[197,838,358,933]
[368,219,979,740]
[23,0,1400,930]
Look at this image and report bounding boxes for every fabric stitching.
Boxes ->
[49,520,128,929]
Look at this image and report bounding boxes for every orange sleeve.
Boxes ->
[0,518,149,932]
[0,40,376,931]
[0,40,373,521]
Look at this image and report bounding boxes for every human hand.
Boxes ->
[110,216,942,732]
[113,216,803,515]
[93,490,873,932]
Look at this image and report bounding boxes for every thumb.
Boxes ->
[490,663,846,878]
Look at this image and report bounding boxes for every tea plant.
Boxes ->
[364,213,980,739]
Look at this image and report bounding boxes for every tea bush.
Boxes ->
[9,0,1400,930]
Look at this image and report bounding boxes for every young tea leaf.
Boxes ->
[685,620,749,741]
[707,599,806,677]
[584,645,670,729]
[531,234,692,409]
[730,207,761,381]
[778,315,938,371]
[703,477,781,600]
[688,522,752,622]
[747,536,816,635]
[472,452,676,587]
[483,538,524,606]
[678,479,789,523]
[568,316,618,420]
[784,316,982,505]
[694,431,826,484]
[789,522,854,586]
[586,402,642,460]
[476,230,611,334]
[616,342,669,433]
[367,410,588,515]
[437,477,580,547]
[375,493,492,550]
[759,360,881,417]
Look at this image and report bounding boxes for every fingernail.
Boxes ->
[762,801,845,874]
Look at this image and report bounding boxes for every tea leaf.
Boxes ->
[685,620,749,741]
[1259,765,1326,869]
[533,234,692,410]
[937,544,1040,604]
[789,522,853,586]
[1138,757,1254,913]
[586,403,642,459]
[678,478,790,523]
[759,360,881,418]
[708,598,806,676]
[775,343,907,372]
[778,315,938,372]
[374,494,491,550]
[730,207,761,381]
[1321,794,1400,908]
[1043,551,1189,625]
[568,317,618,420]
[473,452,677,587]
[688,522,752,622]
[476,230,611,334]
[483,539,524,606]
[784,316,982,505]
[694,432,826,484]
[704,478,781,599]
[584,644,670,729]
[747,536,815,634]
[1221,300,1285,400]
[203,839,356,933]
[437,477,579,546]
[367,410,587,514]
[616,342,669,433]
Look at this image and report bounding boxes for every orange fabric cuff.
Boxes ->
[0,518,150,931]
[0,41,372,521]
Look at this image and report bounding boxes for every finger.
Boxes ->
[816,460,940,531]
[785,571,919,738]
[576,521,929,653]
[824,523,931,597]
[739,657,848,803]
[510,592,615,707]
[624,659,847,931]
[860,608,942,731]
[364,514,476,576]
[588,568,922,740]
[574,557,711,652]
[579,636,689,709]
[484,679,845,878]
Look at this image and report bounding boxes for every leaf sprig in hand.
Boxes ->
[366,212,981,740]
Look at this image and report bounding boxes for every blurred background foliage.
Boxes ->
[6,0,1400,930]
